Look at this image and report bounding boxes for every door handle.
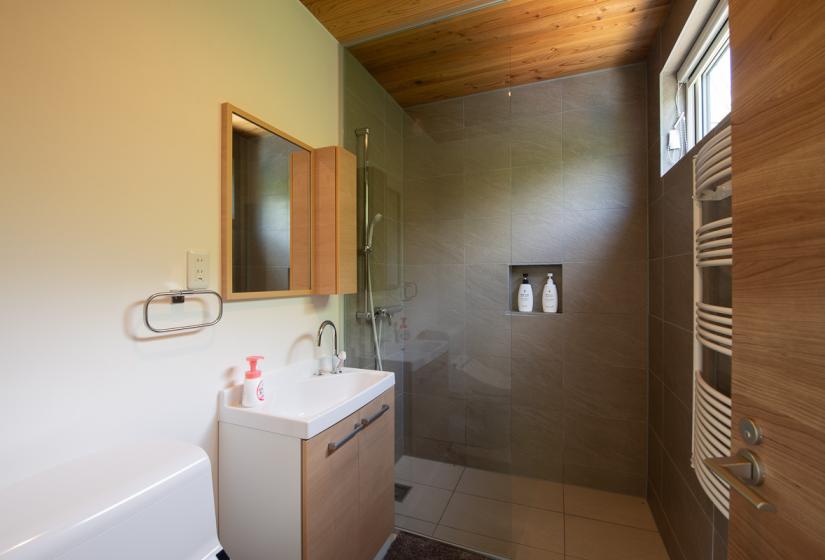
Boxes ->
[704,449,777,512]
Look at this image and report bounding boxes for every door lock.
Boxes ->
[739,417,763,445]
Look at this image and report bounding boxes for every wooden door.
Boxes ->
[357,389,395,560]
[302,409,362,560]
[728,1,825,557]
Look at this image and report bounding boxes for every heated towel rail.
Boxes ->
[691,125,734,518]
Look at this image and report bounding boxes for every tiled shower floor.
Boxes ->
[394,455,669,560]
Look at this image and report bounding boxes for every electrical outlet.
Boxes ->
[187,251,209,289]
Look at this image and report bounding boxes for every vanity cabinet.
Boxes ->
[313,146,357,296]
[218,387,394,560]
[302,389,394,560]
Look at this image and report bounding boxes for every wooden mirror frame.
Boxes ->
[220,102,314,301]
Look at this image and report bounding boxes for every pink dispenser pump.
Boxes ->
[245,356,263,379]
[241,355,265,407]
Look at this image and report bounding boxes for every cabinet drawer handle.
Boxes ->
[361,404,390,428]
[327,423,364,454]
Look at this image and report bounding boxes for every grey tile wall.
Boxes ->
[647,18,730,560]
[401,64,649,495]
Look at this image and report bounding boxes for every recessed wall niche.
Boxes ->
[509,264,563,314]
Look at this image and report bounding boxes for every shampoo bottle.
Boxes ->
[517,273,533,312]
[241,355,265,408]
[542,273,558,313]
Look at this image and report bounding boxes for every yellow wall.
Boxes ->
[0,0,340,487]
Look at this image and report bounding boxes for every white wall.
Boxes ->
[0,0,341,488]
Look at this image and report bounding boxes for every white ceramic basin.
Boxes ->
[219,362,395,439]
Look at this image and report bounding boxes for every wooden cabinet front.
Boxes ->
[301,408,361,560]
[313,146,357,296]
[357,391,395,560]
[301,389,394,560]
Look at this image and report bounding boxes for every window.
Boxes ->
[702,43,731,132]
[676,2,731,151]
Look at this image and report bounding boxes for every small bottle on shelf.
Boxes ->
[542,273,558,313]
[517,273,533,312]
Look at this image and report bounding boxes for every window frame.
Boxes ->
[676,1,730,150]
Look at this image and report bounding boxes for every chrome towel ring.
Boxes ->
[143,289,223,333]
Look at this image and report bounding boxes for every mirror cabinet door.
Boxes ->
[221,103,313,300]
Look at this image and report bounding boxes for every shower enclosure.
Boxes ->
[341,52,407,462]
[342,52,650,558]
[342,51,519,552]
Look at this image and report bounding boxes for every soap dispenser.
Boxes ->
[542,273,558,313]
[517,273,533,312]
[241,355,265,408]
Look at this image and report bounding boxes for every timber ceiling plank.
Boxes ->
[302,0,669,106]
[371,5,665,88]
[390,37,654,105]
[352,0,661,69]
[301,0,501,45]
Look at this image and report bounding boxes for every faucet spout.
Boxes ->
[317,320,338,355]
[317,320,345,374]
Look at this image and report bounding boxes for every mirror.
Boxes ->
[221,103,312,300]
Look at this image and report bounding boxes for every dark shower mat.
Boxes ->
[384,531,491,560]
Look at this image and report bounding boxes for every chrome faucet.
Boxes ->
[317,320,346,374]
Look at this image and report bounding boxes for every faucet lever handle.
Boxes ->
[335,351,347,373]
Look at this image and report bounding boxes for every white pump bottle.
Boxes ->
[542,273,558,313]
[241,355,265,408]
[517,273,533,312]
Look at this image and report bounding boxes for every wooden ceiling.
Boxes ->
[302,0,670,106]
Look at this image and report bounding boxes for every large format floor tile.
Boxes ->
[564,516,669,560]
[393,457,669,560]
[394,481,452,523]
[396,454,465,490]
[439,493,564,553]
[457,467,564,512]
[564,484,656,530]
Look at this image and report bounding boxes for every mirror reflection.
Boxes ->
[230,112,311,294]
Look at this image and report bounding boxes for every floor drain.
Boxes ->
[395,483,412,503]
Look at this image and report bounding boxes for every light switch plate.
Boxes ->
[187,251,209,289]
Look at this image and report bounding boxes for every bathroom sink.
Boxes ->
[219,362,394,439]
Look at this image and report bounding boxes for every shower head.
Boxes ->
[365,213,383,252]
